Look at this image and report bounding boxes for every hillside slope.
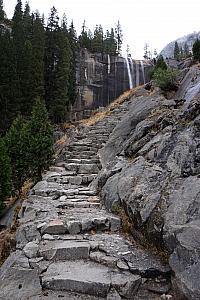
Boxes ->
[1,64,200,299]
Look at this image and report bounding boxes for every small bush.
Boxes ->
[153,67,178,91]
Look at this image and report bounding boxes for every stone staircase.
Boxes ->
[0,98,172,300]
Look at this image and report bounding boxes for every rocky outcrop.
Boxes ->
[160,31,200,58]
[92,67,200,299]
[70,49,153,120]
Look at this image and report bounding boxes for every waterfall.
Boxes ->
[140,60,146,84]
[108,54,111,74]
[84,68,88,80]
[125,57,133,89]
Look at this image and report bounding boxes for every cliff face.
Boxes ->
[160,31,200,58]
[69,49,153,120]
[91,64,200,300]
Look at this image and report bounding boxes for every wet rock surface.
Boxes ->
[1,75,199,299]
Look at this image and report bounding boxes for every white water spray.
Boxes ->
[84,67,88,80]
[125,57,133,89]
[140,60,145,84]
[107,54,111,74]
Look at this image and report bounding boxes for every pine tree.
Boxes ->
[68,20,77,106]
[23,2,32,39]
[155,55,167,70]
[92,24,103,53]
[79,20,91,49]
[174,41,180,60]
[53,17,72,122]
[192,39,200,61]
[144,43,149,59]
[115,21,123,55]
[184,43,190,58]
[0,138,12,211]
[0,30,19,132]
[27,98,53,179]
[5,115,28,191]
[103,28,117,55]
[44,7,60,119]
[12,0,27,115]
[30,12,45,101]
[0,0,5,22]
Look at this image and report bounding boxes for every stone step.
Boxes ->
[41,260,141,298]
[39,240,90,261]
[66,158,100,164]
[57,198,100,209]
[65,163,99,174]
[40,210,121,235]
[68,145,99,152]
[65,150,98,157]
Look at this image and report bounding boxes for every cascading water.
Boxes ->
[129,58,134,86]
[125,57,133,89]
[84,67,88,80]
[107,54,111,74]
[140,60,146,84]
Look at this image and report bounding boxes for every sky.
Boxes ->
[4,0,200,59]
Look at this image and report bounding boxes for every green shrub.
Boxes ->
[27,98,53,180]
[150,55,167,79]
[5,115,28,191]
[153,67,178,91]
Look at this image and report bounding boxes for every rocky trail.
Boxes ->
[0,92,174,300]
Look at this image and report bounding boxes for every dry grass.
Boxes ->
[21,179,34,199]
[62,122,76,130]
[79,88,140,127]
[55,134,68,147]
[0,229,16,266]
[54,134,69,158]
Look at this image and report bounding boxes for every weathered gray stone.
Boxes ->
[23,241,39,259]
[42,260,111,297]
[0,267,41,300]
[90,251,117,267]
[107,288,121,300]
[111,272,141,298]
[0,251,30,275]
[42,234,55,240]
[39,240,90,261]
[66,220,81,234]
[109,216,121,232]
[117,260,129,271]
[41,219,66,235]
[29,257,44,269]
[68,176,82,185]
[78,164,99,174]
[16,223,41,249]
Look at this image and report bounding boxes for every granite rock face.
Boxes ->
[93,68,200,299]
[70,49,153,120]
